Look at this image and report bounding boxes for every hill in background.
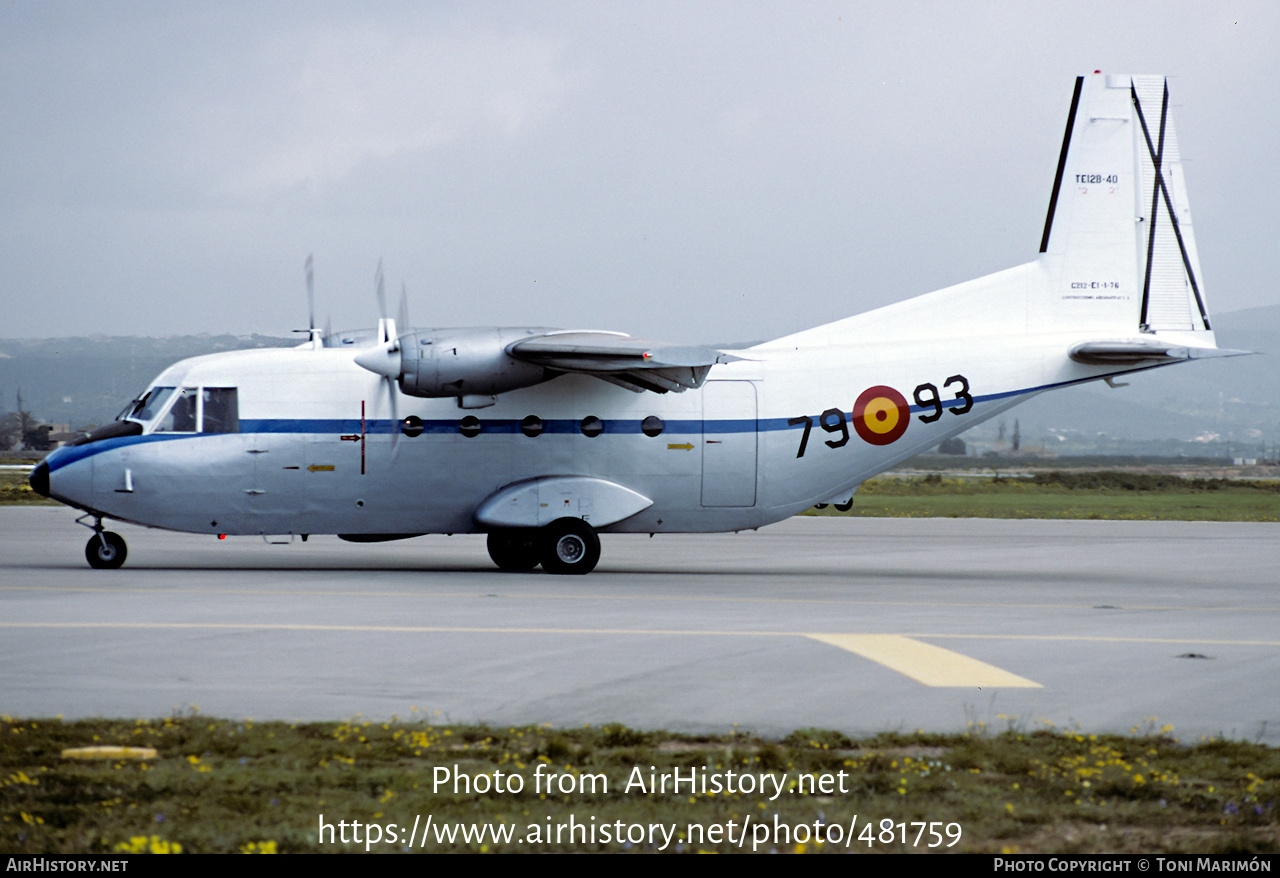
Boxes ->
[0,335,295,430]
[0,305,1274,457]
[960,305,1277,458]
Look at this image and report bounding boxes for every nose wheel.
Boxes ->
[85,531,128,570]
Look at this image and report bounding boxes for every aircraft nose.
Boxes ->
[29,461,50,497]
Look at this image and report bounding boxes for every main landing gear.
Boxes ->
[78,515,128,570]
[486,518,601,575]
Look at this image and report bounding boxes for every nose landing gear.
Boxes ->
[77,515,128,570]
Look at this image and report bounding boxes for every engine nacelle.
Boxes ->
[355,327,556,400]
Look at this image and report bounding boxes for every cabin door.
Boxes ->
[700,380,757,507]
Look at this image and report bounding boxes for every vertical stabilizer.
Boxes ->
[760,73,1220,351]
[1038,74,1211,336]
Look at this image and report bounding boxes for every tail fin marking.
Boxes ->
[1131,79,1210,332]
[1039,76,1084,255]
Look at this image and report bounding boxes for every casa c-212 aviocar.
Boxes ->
[31,73,1239,574]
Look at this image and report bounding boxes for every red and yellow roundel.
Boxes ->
[853,385,910,445]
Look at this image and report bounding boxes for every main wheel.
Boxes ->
[539,518,600,575]
[486,530,540,572]
[85,531,127,570]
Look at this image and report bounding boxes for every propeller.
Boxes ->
[398,280,410,337]
[370,259,400,454]
[374,259,396,343]
[296,254,322,348]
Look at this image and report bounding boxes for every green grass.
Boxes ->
[2,715,1277,854]
[0,468,55,505]
[807,473,1280,522]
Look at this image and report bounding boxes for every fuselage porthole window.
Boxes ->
[521,416,543,438]
[580,416,603,438]
[641,415,664,437]
[459,416,482,438]
[401,415,424,438]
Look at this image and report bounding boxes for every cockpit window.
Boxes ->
[154,388,198,433]
[118,384,240,434]
[201,388,239,433]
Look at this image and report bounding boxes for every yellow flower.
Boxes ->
[114,835,182,854]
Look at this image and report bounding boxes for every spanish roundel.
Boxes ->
[853,385,910,445]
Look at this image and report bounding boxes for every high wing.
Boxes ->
[354,326,737,407]
[507,331,737,394]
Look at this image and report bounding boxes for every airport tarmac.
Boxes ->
[1,506,1277,743]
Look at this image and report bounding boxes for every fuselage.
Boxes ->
[34,325,1142,539]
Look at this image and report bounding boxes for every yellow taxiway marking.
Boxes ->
[5,585,1278,615]
[806,633,1041,688]
[0,621,1040,687]
[0,622,1275,648]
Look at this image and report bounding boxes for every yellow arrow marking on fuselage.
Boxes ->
[307,465,335,472]
[667,443,694,450]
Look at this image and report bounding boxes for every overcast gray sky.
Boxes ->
[2,1,1276,344]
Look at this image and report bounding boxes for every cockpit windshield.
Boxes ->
[119,387,176,424]
[115,385,239,434]
[76,384,238,447]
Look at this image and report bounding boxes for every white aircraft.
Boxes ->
[31,74,1238,574]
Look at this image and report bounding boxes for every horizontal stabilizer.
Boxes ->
[1070,340,1251,365]
[1069,340,1188,364]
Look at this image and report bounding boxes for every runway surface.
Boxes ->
[2,506,1277,743]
